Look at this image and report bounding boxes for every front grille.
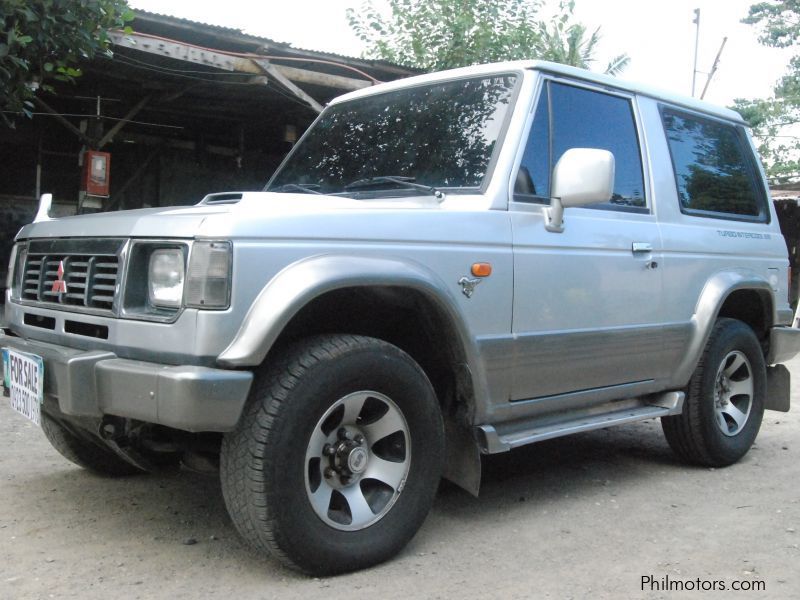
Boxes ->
[21,239,126,314]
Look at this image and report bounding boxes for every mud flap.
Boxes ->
[443,419,482,496]
[765,364,791,412]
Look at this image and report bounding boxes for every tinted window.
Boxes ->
[515,89,550,199]
[268,75,518,195]
[515,81,646,209]
[662,109,765,219]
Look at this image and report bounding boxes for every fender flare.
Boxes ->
[669,269,774,387]
[217,253,490,408]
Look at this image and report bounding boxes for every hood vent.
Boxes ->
[199,192,244,205]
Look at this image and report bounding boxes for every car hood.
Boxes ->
[15,192,444,241]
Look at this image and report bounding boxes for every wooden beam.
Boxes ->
[113,131,240,156]
[265,65,370,91]
[108,31,371,92]
[251,59,324,113]
[97,93,153,148]
[109,30,262,74]
[33,97,94,146]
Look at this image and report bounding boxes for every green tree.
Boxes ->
[536,3,630,75]
[347,0,629,75]
[0,0,133,127]
[735,0,800,183]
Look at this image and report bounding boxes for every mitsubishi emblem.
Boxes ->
[51,261,68,295]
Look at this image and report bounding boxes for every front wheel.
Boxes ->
[662,318,766,467]
[220,335,444,575]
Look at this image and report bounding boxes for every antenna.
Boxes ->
[700,37,728,100]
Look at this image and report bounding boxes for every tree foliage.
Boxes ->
[347,0,629,75]
[735,0,800,183]
[536,1,630,75]
[0,0,133,127]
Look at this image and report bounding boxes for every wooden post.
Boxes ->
[97,94,153,148]
[252,59,324,113]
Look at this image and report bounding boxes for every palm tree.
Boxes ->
[537,21,630,76]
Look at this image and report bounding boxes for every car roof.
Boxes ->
[330,60,746,125]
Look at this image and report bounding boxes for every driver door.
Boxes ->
[510,78,667,404]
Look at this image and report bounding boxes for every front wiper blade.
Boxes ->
[271,183,324,195]
[344,176,444,200]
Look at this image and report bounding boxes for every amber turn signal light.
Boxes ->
[471,263,492,277]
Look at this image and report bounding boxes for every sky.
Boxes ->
[128,0,793,107]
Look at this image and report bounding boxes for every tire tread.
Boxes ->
[662,318,765,467]
[221,334,414,573]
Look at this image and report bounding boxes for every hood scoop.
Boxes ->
[199,192,245,205]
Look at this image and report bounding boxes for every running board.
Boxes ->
[478,391,684,454]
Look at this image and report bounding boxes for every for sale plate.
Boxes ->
[2,348,44,426]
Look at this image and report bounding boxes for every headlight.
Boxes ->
[185,241,231,309]
[148,249,185,308]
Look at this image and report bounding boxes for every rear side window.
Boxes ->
[661,108,767,221]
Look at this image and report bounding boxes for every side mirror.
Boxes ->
[544,148,615,232]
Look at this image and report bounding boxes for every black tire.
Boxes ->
[41,414,143,476]
[662,318,765,467]
[220,334,445,575]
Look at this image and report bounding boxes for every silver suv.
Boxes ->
[3,61,800,575]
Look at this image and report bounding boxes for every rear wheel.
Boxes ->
[662,318,765,467]
[220,335,444,575]
[41,414,143,476]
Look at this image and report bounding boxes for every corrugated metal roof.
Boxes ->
[132,10,418,74]
[134,10,280,44]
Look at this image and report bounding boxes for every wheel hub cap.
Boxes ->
[713,350,753,437]
[304,391,411,531]
[327,435,370,479]
[346,446,369,474]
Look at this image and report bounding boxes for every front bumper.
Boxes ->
[1,330,253,432]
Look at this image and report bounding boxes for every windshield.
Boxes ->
[267,74,519,196]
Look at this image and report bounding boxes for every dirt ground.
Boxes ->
[2,360,799,600]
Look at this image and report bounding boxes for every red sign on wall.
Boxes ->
[81,151,111,196]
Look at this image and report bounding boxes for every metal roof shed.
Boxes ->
[0,10,415,298]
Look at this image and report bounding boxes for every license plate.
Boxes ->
[2,348,44,426]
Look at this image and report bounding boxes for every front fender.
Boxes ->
[217,254,489,400]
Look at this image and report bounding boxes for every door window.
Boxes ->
[515,80,647,211]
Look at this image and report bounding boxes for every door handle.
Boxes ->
[632,242,652,254]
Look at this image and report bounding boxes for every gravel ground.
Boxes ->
[2,359,799,600]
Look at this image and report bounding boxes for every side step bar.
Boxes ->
[478,391,684,454]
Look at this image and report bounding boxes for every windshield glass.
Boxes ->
[267,74,519,196]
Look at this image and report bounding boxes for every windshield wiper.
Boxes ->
[344,176,444,200]
[271,183,324,195]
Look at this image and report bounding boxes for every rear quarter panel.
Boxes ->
[639,97,789,384]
